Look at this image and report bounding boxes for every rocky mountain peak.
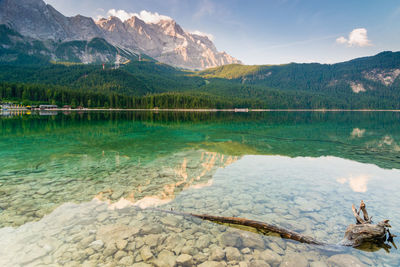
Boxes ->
[0,0,241,69]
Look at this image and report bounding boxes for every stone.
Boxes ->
[219,232,242,247]
[196,235,211,249]
[310,261,328,267]
[198,261,227,267]
[132,263,152,267]
[249,260,271,267]
[116,239,128,250]
[194,252,209,263]
[37,187,50,195]
[89,240,104,251]
[156,250,176,267]
[103,243,117,257]
[258,249,281,266]
[225,247,242,261]
[96,212,108,222]
[280,254,308,267]
[268,243,284,255]
[176,254,193,266]
[327,254,365,267]
[80,235,95,248]
[241,248,251,254]
[160,215,180,227]
[140,246,154,261]
[96,224,139,245]
[119,255,134,265]
[241,232,265,249]
[210,246,225,261]
[239,262,249,267]
[114,250,127,260]
[143,234,160,248]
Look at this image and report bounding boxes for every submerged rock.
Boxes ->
[279,254,308,267]
[176,254,193,266]
[198,261,227,267]
[327,254,365,267]
[140,246,154,261]
[225,247,242,261]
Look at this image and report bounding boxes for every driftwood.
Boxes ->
[340,200,397,252]
[155,200,396,251]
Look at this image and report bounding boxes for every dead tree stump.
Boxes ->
[340,200,397,251]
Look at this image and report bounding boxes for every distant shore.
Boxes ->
[21,108,400,112]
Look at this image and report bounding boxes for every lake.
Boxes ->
[1,111,400,266]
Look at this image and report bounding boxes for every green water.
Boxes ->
[1,111,400,266]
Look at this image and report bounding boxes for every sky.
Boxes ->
[44,0,400,65]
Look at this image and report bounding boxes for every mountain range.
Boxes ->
[0,0,399,109]
[0,0,240,69]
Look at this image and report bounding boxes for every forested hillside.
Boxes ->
[0,52,399,109]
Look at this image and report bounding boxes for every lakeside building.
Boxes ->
[39,105,58,110]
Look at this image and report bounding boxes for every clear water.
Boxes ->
[1,111,400,266]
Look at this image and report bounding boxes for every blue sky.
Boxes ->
[44,0,400,65]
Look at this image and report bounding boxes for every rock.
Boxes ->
[80,235,95,248]
[241,248,251,254]
[258,249,281,266]
[198,261,227,267]
[239,262,249,267]
[194,252,209,263]
[141,224,163,235]
[156,250,176,267]
[114,250,127,260]
[241,232,265,249]
[119,255,134,265]
[196,235,211,249]
[280,254,307,267]
[310,261,328,267]
[250,260,271,267]
[96,212,108,222]
[219,232,242,247]
[268,242,284,255]
[327,254,365,267]
[140,246,154,261]
[116,239,128,250]
[97,225,139,245]
[143,234,160,248]
[160,215,180,227]
[37,187,50,195]
[210,246,225,261]
[176,254,193,266]
[132,263,153,267]
[89,240,104,251]
[103,243,117,257]
[225,247,242,261]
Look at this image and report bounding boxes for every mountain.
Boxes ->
[0,0,240,69]
[199,51,400,96]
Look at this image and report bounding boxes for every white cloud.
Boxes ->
[190,30,214,41]
[336,28,372,47]
[104,9,172,23]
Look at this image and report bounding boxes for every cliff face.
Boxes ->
[0,0,241,69]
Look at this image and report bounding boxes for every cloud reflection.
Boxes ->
[336,175,370,192]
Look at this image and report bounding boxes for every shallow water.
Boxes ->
[1,111,400,266]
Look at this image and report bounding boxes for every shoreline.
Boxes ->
[2,108,400,113]
[40,108,400,112]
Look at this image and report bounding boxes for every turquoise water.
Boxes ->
[1,111,400,266]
